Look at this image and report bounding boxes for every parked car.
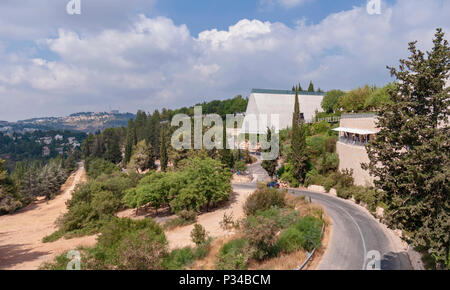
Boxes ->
[267,181,280,189]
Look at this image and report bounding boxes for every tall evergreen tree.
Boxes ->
[291,89,308,183]
[160,126,168,172]
[124,119,135,165]
[307,81,314,92]
[298,82,303,91]
[219,123,234,168]
[364,28,449,269]
[261,128,278,178]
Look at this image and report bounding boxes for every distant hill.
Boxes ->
[0,111,136,134]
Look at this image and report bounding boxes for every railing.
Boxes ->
[338,137,368,147]
[316,116,341,123]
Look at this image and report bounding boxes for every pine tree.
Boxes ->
[160,126,168,172]
[220,123,234,168]
[364,28,449,269]
[298,82,303,91]
[261,128,278,178]
[291,89,308,183]
[124,119,135,165]
[307,81,314,92]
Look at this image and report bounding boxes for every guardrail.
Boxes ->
[295,222,326,270]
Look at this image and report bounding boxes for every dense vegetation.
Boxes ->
[0,154,79,215]
[364,29,449,269]
[216,185,324,270]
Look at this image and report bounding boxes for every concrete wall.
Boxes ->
[337,114,378,186]
[336,141,374,186]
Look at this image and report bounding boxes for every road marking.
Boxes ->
[291,190,368,270]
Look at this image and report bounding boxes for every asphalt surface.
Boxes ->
[242,154,413,270]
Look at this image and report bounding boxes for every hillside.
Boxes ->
[0,111,135,134]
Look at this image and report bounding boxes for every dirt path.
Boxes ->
[0,164,97,270]
[165,183,255,250]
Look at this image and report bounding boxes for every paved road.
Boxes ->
[243,154,413,270]
[289,188,412,270]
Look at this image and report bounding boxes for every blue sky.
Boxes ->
[0,0,448,121]
[155,0,397,35]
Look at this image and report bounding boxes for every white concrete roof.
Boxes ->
[333,127,377,135]
[241,89,324,134]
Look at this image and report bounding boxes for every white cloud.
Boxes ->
[0,0,449,121]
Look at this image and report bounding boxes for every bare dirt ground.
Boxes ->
[0,164,97,270]
[165,186,254,250]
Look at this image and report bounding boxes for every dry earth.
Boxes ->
[0,164,97,270]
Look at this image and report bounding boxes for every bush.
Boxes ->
[295,216,323,252]
[243,215,279,260]
[115,228,167,270]
[163,247,195,270]
[276,226,305,254]
[216,238,251,270]
[255,208,300,230]
[191,224,207,246]
[244,187,286,216]
[85,158,120,179]
[178,210,197,222]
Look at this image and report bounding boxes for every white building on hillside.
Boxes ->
[240,89,325,134]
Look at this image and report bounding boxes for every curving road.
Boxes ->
[244,155,413,270]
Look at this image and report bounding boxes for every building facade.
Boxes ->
[333,113,379,186]
[240,89,325,134]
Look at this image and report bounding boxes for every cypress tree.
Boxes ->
[307,81,314,92]
[291,89,308,183]
[220,122,234,168]
[364,28,449,269]
[124,119,135,165]
[160,126,168,172]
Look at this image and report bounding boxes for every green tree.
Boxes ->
[364,29,449,269]
[0,159,21,214]
[124,119,135,165]
[261,128,278,178]
[291,90,309,183]
[339,85,375,112]
[307,81,314,92]
[321,90,345,113]
[364,83,394,111]
[219,123,234,168]
[160,127,168,172]
[129,140,155,173]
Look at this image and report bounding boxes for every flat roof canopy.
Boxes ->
[333,127,377,135]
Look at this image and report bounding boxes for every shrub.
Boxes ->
[243,215,279,260]
[220,212,236,230]
[244,187,286,216]
[163,247,195,270]
[115,228,167,270]
[178,210,197,222]
[295,216,323,252]
[85,158,120,179]
[255,208,300,230]
[191,224,207,246]
[276,226,305,254]
[216,238,251,270]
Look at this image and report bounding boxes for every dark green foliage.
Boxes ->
[123,157,232,213]
[277,216,323,253]
[261,128,278,177]
[307,81,315,92]
[216,238,250,270]
[364,29,449,268]
[291,90,309,183]
[85,157,120,179]
[243,186,286,216]
[124,119,135,165]
[0,159,20,214]
[160,126,168,172]
[191,224,207,246]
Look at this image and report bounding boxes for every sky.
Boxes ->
[0,0,448,121]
